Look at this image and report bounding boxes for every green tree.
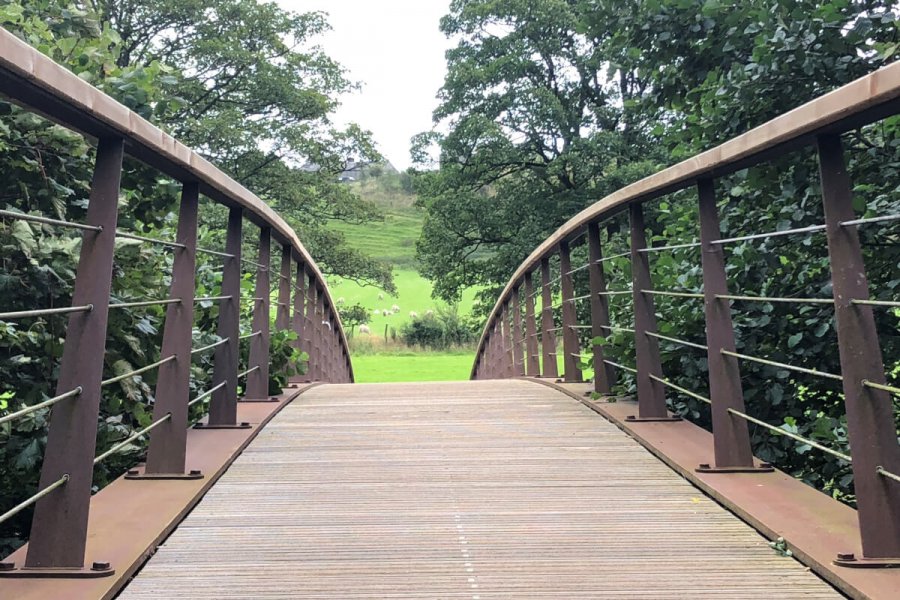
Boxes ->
[92,0,394,291]
[414,0,899,502]
[411,0,663,309]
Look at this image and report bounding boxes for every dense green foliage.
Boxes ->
[401,305,479,350]
[0,0,366,555]
[414,0,900,502]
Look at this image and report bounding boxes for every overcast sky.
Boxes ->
[281,1,453,170]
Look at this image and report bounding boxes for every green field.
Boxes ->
[350,352,475,383]
[330,208,422,269]
[329,268,481,335]
[327,176,479,382]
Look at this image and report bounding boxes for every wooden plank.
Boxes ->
[543,380,900,600]
[120,380,839,599]
[0,384,319,600]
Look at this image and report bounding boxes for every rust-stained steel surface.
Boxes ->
[544,380,900,600]
[0,385,317,600]
[120,380,838,599]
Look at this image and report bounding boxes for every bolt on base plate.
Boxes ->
[125,469,205,480]
[0,561,115,578]
[625,415,683,422]
[193,421,252,430]
[833,553,900,568]
[238,397,280,403]
[695,462,775,474]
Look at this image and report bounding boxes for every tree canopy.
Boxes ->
[413,0,900,503]
[0,0,389,555]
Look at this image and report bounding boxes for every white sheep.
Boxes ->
[382,309,390,317]
[358,324,371,334]
[425,310,434,317]
[391,304,400,313]
[337,297,345,305]
[409,311,418,318]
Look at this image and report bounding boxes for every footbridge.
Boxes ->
[0,27,898,600]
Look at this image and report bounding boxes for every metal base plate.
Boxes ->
[124,471,205,481]
[833,556,900,569]
[193,421,252,430]
[625,415,682,422]
[238,397,280,403]
[0,564,115,578]
[695,463,775,474]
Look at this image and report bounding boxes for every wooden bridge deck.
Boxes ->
[120,380,838,598]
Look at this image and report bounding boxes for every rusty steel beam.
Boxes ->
[304,274,316,382]
[628,203,675,421]
[499,302,512,378]
[817,134,900,564]
[245,227,271,399]
[289,263,306,384]
[540,257,559,379]
[275,245,291,331]
[696,179,763,472]
[207,208,243,426]
[559,241,582,383]
[143,182,202,478]
[511,286,525,377]
[23,137,124,575]
[523,272,541,377]
[587,222,614,395]
[314,285,325,381]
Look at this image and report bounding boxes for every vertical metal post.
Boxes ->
[208,208,243,426]
[697,179,759,471]
[289,262,306,384]
[540,257,559,379]
[143,181,201,477]
[325,309,334,382]
[559,240,582,383]
[24,137,124,574]
[511,285,525,376]
[315,286,325,381]
[305,274,317,381]
[491,320,502,378]
[629,203,674,421]
[587,222,615,394]
[276,244,291,331]
[523,271,541,376]
[499,302,512,378]
[818,134,900,563]
[245,227,271,399]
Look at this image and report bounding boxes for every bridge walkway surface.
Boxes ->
[119,379,838,599]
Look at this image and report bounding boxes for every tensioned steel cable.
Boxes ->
[0,474,69,526]
[0,304,93,320]
[0,209,100,231]
[0,387,82,426]
[727,407,851,462]
[188,381,227,407]
[101,355,177,387]
[93,414,171,465]
[720,350,842,381]
[648,374,711,404]
[191,338,230,355]
[115,230,185,250]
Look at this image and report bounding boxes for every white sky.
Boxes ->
[280,1,453,170]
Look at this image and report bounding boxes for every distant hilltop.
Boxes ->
[302,159,399,182]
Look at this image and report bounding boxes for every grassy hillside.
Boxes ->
[326,173,480,381]
[330,208,421,269]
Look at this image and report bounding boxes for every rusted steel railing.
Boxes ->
[471,62,900,567]
[0,29,352,577]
